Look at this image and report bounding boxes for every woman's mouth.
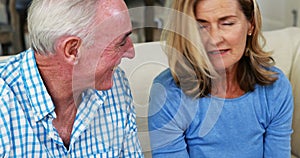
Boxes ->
[208,49,229,55]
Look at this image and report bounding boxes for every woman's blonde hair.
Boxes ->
[161,0,277,98]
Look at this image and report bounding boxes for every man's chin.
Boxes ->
[95,80,114,91]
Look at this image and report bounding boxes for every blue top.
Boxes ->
[0,49,143,157]
[148,67,293,158]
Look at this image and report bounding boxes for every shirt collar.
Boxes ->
[20,49,110,122]
[20,49,55,122]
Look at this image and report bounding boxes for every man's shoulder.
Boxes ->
[0,52,29,107]
[0,53,24,81]
[0,77,18,112]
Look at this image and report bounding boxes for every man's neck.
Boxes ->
[34,52,81,112]
[35,52,81,148]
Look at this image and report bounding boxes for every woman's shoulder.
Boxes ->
[150,68,184,105]
[260,66,293,111]
[152,68,182,94]
[153,68,175,86]
[153,68,174,84]
[257,66,292,98]
[267,66,291,89]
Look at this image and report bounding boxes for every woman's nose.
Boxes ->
[209,27,223,45]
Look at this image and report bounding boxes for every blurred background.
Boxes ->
[1,0,300,55]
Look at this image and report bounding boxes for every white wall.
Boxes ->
[257,0,300,31]
[286,0,300,27]
[0,2,7,23]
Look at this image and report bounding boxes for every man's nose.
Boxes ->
[123,38,135,59]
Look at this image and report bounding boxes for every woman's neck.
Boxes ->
[212,66,245,98]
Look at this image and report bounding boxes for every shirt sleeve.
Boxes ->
[264,70,294,158]
[148,81,194,158]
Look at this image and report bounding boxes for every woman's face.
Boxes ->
[195,0,253,72]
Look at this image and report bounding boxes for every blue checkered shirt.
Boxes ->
[0,49,144,157]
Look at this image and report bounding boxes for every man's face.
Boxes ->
[73,0,134,91]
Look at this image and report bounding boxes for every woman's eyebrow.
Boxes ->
[196,15,238,22]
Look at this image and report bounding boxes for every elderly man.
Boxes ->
[0,0,143,157]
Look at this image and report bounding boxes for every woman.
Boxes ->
[148,0,293,157]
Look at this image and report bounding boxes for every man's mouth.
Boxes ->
[111,66,117,71]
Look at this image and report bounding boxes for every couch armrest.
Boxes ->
[262,27,300,77]
[290,43,300,157]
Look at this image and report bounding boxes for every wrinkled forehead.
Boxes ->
[92,0,132,46]
[97,0,130,23]
[95,0,131,32]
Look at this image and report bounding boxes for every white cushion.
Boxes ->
[262,27,300,77]
[119,41,168,154]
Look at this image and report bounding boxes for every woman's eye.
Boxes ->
[199,25,207,29]
[199,24,209,29]
[222,22,234,26]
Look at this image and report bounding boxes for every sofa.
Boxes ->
[0,27,299,158]
[119,27,300,158]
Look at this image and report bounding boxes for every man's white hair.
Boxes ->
[27,0,99,55]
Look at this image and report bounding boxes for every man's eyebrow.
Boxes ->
[116,31,132,46]
[121,31,132,42]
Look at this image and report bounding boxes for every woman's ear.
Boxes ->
[56,36,82,64]
[248,23,254,36]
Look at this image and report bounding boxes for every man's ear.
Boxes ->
[57,36,82,64]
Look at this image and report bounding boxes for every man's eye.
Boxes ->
[119,39,127,46]
[118,32,132,47]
